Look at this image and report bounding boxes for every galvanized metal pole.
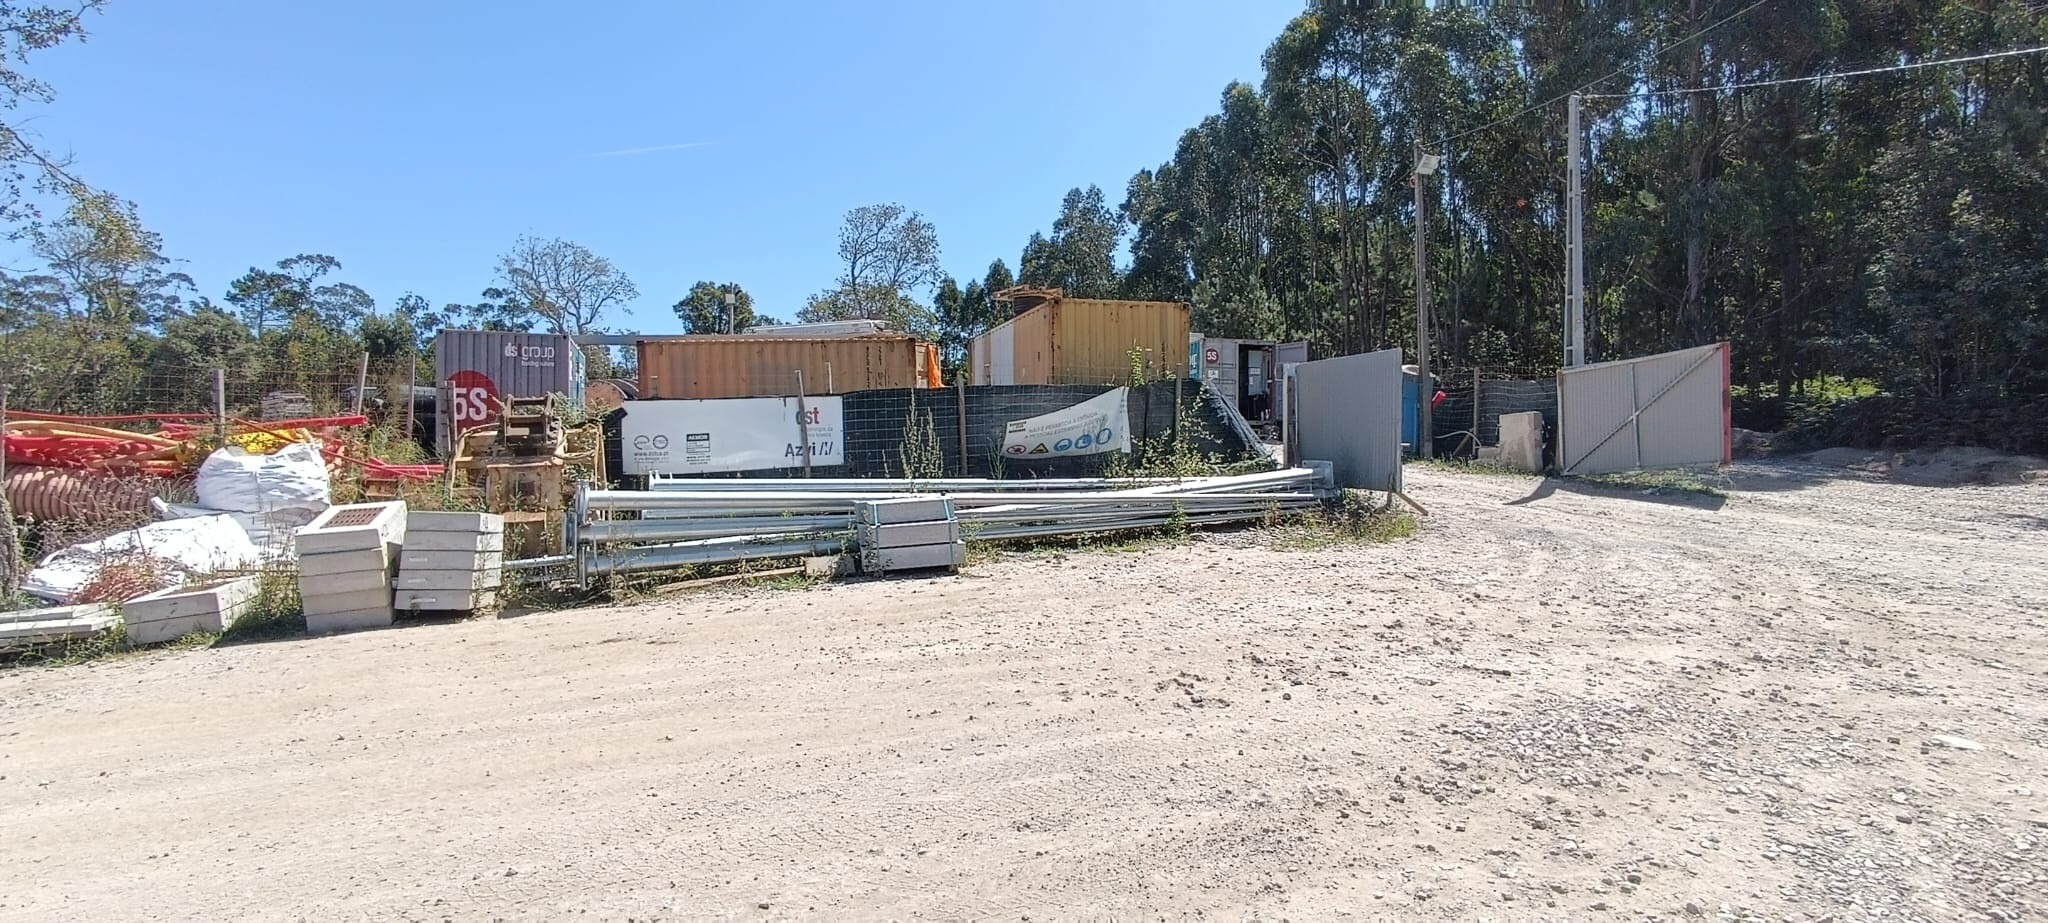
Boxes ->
[793,370,812,478]
[1566,92,1586,369]
[1413,142,1433,459]
[213,369,227,446]
[955,381,968,477]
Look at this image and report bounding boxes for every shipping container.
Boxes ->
[968,297,1189,386]
[433,330,586,453]
[1191,336,1296,423]
[637,334,933,399]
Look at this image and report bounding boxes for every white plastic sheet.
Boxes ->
[22,515,263,603]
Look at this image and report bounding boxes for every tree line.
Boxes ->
[4,0,2043,448]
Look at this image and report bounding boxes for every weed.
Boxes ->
[218,570,308,642]
[898,392,945,482]
[1578,469,1729,498]
[1417,457,1541,479]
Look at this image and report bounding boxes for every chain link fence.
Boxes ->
[1432,365,1560,461]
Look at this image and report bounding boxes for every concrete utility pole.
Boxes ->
[1565,92,1586,368]
[1413,143,1438,459]
[724,291,737,335]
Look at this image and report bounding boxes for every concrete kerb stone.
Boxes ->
[406,511,505,534]
[121,576,260,644]
[305,606,395,634]
[299,584,396,616]
[295,501,408,555]
[395,588,499,612]
[297,546,395,578]
[398,549,505,572]
[404,531,505,553]
[395,569,503,592]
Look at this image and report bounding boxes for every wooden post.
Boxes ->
[351,353,370,414]
[955,381,968,478]
[213,369,227,446]
[794,370,812,478]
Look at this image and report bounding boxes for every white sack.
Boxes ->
[194,443,330,515]
[23,514,263,603]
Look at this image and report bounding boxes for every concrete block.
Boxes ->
[857,520,961,549]
[398,549,503,572]
[405,531,505,553]
[1496,411,1545,473]
[125,613,219,646]
[803,555,856,578]
[0,604,119,645]
[305,606,393,634]
[858,541,966,576]
[395,588,499,612]
[122,576,259,636]
[295,501,407,555]
[296,568,394,597]
[395,569,502,592]
[854,496,954,526]
[406,511,504,534]
[297,546,393,577]
[300,584,394,615]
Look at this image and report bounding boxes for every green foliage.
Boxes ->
[897,394,945,481]
[673,281,757,335]
[1017,185,1122,298]
[801,204,942,338]
[494,236,638,336]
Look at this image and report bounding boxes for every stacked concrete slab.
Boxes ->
[395,511,504,613]
[295,501,407,634]
[854,497,964,576]
[0,604,119,651]
[122,576,260,645]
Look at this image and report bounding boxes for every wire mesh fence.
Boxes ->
[1433,365,1560,459]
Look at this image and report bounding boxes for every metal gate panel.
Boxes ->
[1290,348,1402,491]
[1558,343,1731,475]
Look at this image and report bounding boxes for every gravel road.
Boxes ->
[0,460,2042,921]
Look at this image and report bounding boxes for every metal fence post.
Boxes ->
[0,384,15,597]
[213,369,227,446]
[794,369,812,478]
[1472,368,1482,448]
[955,381,968,478]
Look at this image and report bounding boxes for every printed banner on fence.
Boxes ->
[1001,388,1131,459]
[620,396,844,475]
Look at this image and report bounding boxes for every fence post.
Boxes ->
[213,369,227,446]
[955,381,968,478]
[351,352,370,415]
[793,369,812,478]
[0,384,15,597]
[1472,368,1482,449]
[405,358,418,443]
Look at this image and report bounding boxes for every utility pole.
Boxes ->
[724,290,737,335]
[1413,142,1437,459]
[1565,92,1586,368]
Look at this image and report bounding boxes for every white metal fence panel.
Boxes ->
[1289,348,1403,491]
[1557,343,1731,475]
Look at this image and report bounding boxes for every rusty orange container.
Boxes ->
[636,335,934,399]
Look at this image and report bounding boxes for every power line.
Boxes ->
[1582,44,2048,98]
[1430,0,1772,149]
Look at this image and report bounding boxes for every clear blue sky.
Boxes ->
[15,0,1305,332]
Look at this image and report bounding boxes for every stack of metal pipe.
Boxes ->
[561,468,1334,585]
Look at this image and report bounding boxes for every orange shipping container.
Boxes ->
[637,335,934,399]
[968,297,1190,385]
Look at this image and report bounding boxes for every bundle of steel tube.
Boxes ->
[569,468,1333,584]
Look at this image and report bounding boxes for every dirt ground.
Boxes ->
[1,459,2043,922]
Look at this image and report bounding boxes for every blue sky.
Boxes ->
[13,0,1305,331]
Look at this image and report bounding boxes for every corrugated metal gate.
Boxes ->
[1557,343,1732,475]
[1287,348,1403,492]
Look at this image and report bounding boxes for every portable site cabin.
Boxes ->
[636,334,940,399]
[967,287,1191,386]
[1189,336,1309,424]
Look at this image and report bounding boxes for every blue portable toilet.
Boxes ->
[1401,365,1439,456]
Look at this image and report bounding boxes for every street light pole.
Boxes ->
[1566,92,1586,368]
[724,290,737,335]
[1413,143,1438,460]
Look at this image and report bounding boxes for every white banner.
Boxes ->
[620,397,844,475]
[1001,388,1131,459]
